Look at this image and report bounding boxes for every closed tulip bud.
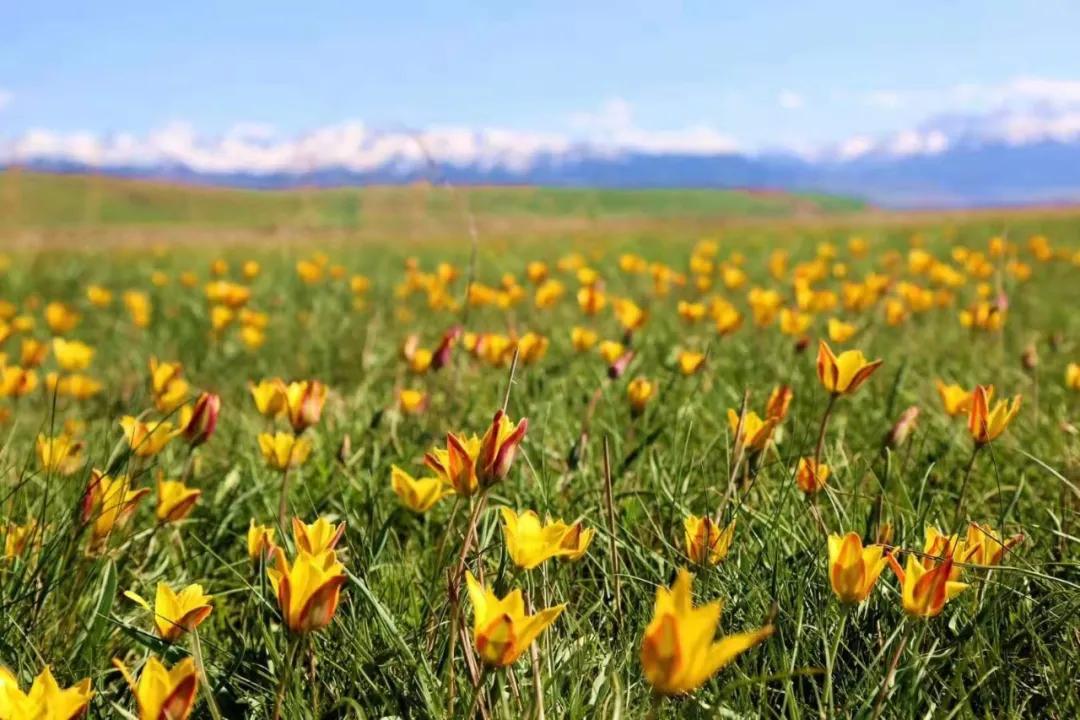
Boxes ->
[0,665,93,719]
[641,569,772,695]
[81,470,150,545]
[113,655,198,720]
[883,405,920,450]
[796,458,829,494]
[246,520,277,561]
[431,325,461,370]
[180,392,219,447]
[477,410,528,487]
[250,378,287,418]
[425,433,481,496]
[465,571,564,667]
[608,349,635,380]
[286,380,327,433]
[626,377,656,416]
[267,547,347,633]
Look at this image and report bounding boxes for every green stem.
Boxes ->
[191,629,224,720]
[823,607,848,717]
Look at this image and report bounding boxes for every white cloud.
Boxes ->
[837,135,875,160]
[778,90,804,110]
[866,91,903,109]
[0,90,11,111]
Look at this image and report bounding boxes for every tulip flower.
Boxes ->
[87,284,113,307]
[148,356,184,396]
[627,377,656,417]
[81,470,150,545]
[0,366,38,397]
[52,337,94,371]
[816,341,882,396]
[765,385,793,421]
[0,664,92,719]
[425,432,481,496]
[258,432,311,470]
[286,380,327,433]
[155,478,201,523]
[935,381,983,417]
[465,570,565,667]
[36,433,85,476]
[677,350,706,375]
[641,569,773,695]
[501,508,582,569]
[570,326,598,352]
[887,552,967,618]
[1067,362,1080,391]
[246,520,277,561]
[684,515,736,566]
[597,340,625,365]
[557,521,596,561]
[391,465,450,513]
[3,519,39,560]
[727,409,779,452]
[477,410,528,488]
[827,318,858,343]
[250,379,288,418]
[267,548,347,633]
[827,532,887,604]
[963,523,1023,566]
[113,656,198,720]
[397,389,427,414]
[967,385,1021,445]
[292,516,346,555]
[796,458,829,494]
[179,392,220,447]
[124,582,213,642]
[516,332,549,364]
[20,338,49,368]
[120,416,179,458]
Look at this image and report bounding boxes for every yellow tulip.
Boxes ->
[677,350,706,375]
[425,432,481,496]
[36,434,85,476]
[267,548,347,633]
[155,478,201,523]
[246,520,277,561]
[677,301,707,324]
[3,519,39,560]
[765,385,793,421]
[80,470,150,547]
[44,301,80,335]
[727,409,778,452]
[779,308,812,337]
[0,365,37,398]
[963,523,1023,567]
[292,516,345,555]
[613,298,647,331]
[641,569,773,695]
[796,457,829,494]
[570,326,598,352]
[501,508,581,570]
[816,340,883,396]
[935,380,983,417]
[684,515,735,566]
[476,410,528,488]
[125,582,213,642]
[19,338,49,368]
[557,521,596,561]
[887,552,967,618]
[120,416,179,457]
[465,570,565,667]
[967,385,1020,445]
[577,285,606,315]
[398,389,427,414]
[87,284,113,308]
[597,340,625,365]
[827,318,858,343]
[52,338,94,371]
[285,380,327,433]
[258,432,311,470]
[391,465,450,513]
[0,664,93,720]
[627,377,656,416]
[516,332,549,364]
[250,378,288,418]
[1066,362,1080,391]
[113,655,198,720]
[827,532,887,604]
[148,357,183,396]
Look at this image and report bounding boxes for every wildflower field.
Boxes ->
[1,175,1079,718]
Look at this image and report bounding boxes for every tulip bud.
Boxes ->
[875,521,894,547]
[1021,343,1038,371]
[608,349,635,380]
[793,336,811,354]
[182,392,220,447]
[431,325,462,370]
[883,405,920,450]
[477,410,528,488]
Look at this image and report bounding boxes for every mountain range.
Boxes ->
[6,105,1080,208]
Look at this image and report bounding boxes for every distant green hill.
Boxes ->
[0,171,866,231]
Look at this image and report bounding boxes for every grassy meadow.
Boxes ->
[0,171,1079,718]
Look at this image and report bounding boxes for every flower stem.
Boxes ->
[277,467,291,530]
[952,444,981,529]
[823,607,848,717]
[813,394,838,476]
[191,629,224,720]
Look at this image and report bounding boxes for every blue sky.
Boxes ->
[3,1,1080,153]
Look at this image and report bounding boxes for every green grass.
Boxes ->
[0,209,1078,719]
[0,171,866,231]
